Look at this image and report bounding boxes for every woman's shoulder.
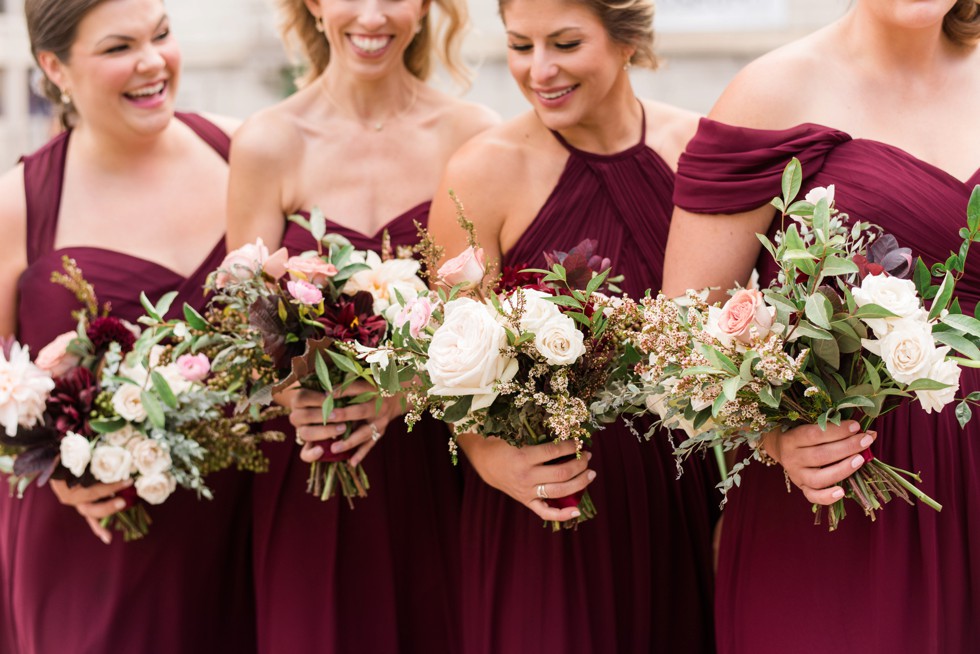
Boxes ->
[230,98,308,169]
[641,99,702,171]
[443,112,547,184]
[0,164,27,252]
[426,89,501,146]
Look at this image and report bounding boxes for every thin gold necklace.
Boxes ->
[319,78,420,132]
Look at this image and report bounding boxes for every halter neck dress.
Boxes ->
[674,117,980,654]
[0,113,255,654]
[458,110,718,654]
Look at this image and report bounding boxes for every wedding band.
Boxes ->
[536,484,549,500]
[294,435,304,446]
[370,425,381,442]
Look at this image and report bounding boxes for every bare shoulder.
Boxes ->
[0,164,27,265]
[711,28,835,129]
[442,112,540,195]
[198,111,243,138]
[641,99,702,170]
[427,90,501,147]
[229,101,305,170]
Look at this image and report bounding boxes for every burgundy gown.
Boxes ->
[250,205,463,654]
[674,118,980,654]
[459,118,718,654]
[0,113,256,654]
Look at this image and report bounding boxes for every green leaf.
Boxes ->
[182,304,209,331]
[941,313,980,340]
[969,185,980,233]
[327,349,361,375]
[812,336,840,369]
[762,290,799,315]
[781,158,802,206]
[321,395,335,425]
[785,200,813,217]
[140,292,161,322]
[934,331,980,362]
[150,370,179,409]
[286,213,312,233]
[442,396,473,423]
[585,268,610,297]
[822,256,859,277]
[154,292,178,320]
[739,352,759,381]
[956,401,973,428]
[310,206,327,243]
[89,418,127,434]
[863,356,882,392]
[793,321,834,341]
[315,351,334,392]
[697,344,739,375]
[546,295,585,309]
[928,271,955,321]
[805,293,833,330]
[837,395,875,410]
[758,385,780,408]
[141,390,166,429]
[913,258,932,298]
[852,304,899,320]
[722,376,746,402]
[905,378,954,392]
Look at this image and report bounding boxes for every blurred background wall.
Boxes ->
[0,0,848,165]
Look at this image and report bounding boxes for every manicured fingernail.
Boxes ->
[587,471,597,481]
[570,510,581,518]
[114,499,127,510]
[335,425,347,435]
[850,455,865,469]
[832,489,845,499]
[122,479,134,487]
[309,446,323,459]
[860,434,874,448]
[331,442,345,454]
[328,411,338,420]
[100,533,111,545]
[849,422,860,433]
[586,452,593,460]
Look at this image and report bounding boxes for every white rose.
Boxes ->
[134,472,177,505]
[103,424,138,447]
[852,274,925,338]
[154,363,193,396]
[915,348,961,413]
[112,384,147,422]
[130,438,172,476]
[90,445,133,483]
[510,289,563,335]
[425,298,519,411]
[344,251,427,314]
[59,432,92,477]
[533,313,586,366]
[804,184,835,206]
[863,318,937,384]
[644,392,701,438]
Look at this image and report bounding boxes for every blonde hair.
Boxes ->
[24,0,107,128]
[277,0,471,88]
[944,0,980,46]
[499,0,658,69]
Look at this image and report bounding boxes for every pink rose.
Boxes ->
[214,239,271,288]
[287,280,324,306]
[394,296,434,339]
[35,331,80,377]
[176,353,211,382]
[263,247,290,281]
[710,289,774,346]
[438,247,486,289]
[286,256,338,286]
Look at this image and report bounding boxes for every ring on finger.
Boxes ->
[295,435,305,446]
[370,424,381,442]
[536,484,549,500]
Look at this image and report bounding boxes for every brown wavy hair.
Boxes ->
[499,0,658,69]
[24,0,107,128]
[278,0,471,88]
[944,0,980,45]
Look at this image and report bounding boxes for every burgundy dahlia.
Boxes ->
[317,292,387,348]
[86,317,136,353]
[47,366,97,436]
[496,264,548,294]
[544,239,612,290]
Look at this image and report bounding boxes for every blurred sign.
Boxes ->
[657,0,788,32]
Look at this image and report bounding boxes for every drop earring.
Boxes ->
[315,15,325,33]
[60,88,72,105]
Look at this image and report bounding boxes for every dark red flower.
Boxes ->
[852,254,885,279]
[544,239,612,290]
[496,264,548,294]
[86,317,135,353]
[317,292,387,347]
[47,366,97,437]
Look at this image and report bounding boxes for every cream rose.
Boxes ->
[59,432,92,478]
[864,318,937,384]
[707,289,774,347]
[852,274,925,337]
[0,342,54,437]
[510,289,563,335]
[90,445,133,484]
[915,348,961,413]
[804,184,835,206]
[103,424,139,448]
[437,247,486,289]
[130,438,173,476]
[425,298,519,411]
[35,332,81,377]
[345,251,427,314]
[135,472,177,505]
[534,314,586,366]
[112,384,147,422]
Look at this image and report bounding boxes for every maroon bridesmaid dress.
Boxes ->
[250,205,464,653]
[0,114,256,653]
[458,114,718,654]
[674,118,980,654]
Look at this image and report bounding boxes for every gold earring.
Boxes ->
[60,88,72,105]
[623,60,632,72]
[314,15,324,32]
[415,19,424,35]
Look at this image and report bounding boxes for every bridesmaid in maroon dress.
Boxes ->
[664,2,980,652]
[0,1,254,653]
[226,0,496,651]
[429,1,717,652]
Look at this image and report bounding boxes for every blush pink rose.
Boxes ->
[394,296,434,338]
[214,239,270,288]
[712,289,774,346]
[438,247,486,289]
[286,256,338,286]
[176,353,211,382]
[287,280,324,306]
[35,331,80,377]
[263,247,290,280]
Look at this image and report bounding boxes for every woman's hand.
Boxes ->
[762,420,877,505]
[50,478,133,545]
[289,381,404,467]
[460,434,596,523]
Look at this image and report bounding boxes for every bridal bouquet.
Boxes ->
[611,159,980,530]
[147,210,426,505]
[0,258,279,540]
[363,200,639,530]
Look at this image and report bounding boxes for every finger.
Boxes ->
[76,497,128,520]
[534,469,597,504]
[796,420,861,446]
[348,435,379,468]
[796,430,876,468]
[331,419,388,458]
[526,498,582,523]
[801,484,847,506]
[85,516,113,545]
[525,439,582,465]
[295,423,348,443]
[52,480,131,506]
[299,442,325,463]
[531,454,590,486]
[331,380,374,400]
[327,402,381,424]
[290,388,328,409]
[797,453,868,490]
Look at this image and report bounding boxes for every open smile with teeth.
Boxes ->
[537,85,578,101]
[349,34,393,54]
[125,81,166,99]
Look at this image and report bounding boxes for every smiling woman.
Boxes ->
[0,1,253,653]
